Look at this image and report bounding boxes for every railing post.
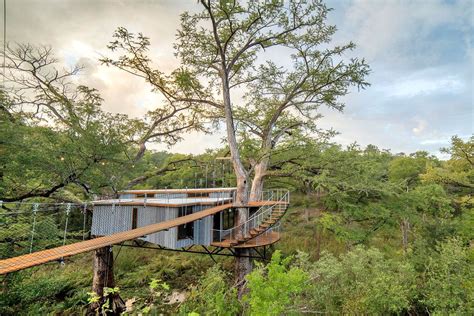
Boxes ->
[82,203,87,241]
[63,203,71,246]
[29,203,39,253]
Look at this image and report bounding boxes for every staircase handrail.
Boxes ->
[212,189,289,242]
[233,188,289,232]
[246,188,288,220]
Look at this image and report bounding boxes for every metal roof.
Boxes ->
[118,187,236,195]
[93,197,233,207]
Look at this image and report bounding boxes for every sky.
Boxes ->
[5,0,473,157]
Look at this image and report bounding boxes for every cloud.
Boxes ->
[6,0,473,157]
[151,131,225,154]
[336,0,472,67]
[412,120,428,135]
[387,76,465,98]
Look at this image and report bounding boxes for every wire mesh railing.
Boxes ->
[0,202,92,259]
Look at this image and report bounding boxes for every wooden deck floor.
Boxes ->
[211,232,280,248]
[0,200,287,275]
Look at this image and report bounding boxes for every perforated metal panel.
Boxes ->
[91,205,133,236]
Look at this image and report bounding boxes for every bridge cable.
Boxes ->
[82,203,87,240]
[62,203,71,246]
[29,203,38,253]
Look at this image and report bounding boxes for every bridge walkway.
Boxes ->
[0,201,282,275]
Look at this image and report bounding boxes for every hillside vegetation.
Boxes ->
[1,136,472,315]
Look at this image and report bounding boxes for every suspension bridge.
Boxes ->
[0,189,289,275]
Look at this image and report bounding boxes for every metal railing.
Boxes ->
[212,189,289,244]
[252,188,290,205]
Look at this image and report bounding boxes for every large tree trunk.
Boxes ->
[233,174,251,299]
[233,185,252,299]
[88,246,124,315]
[234,161,270,298]
[220,72,252,298]
[249,160,268,202]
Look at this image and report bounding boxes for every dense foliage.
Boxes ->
[1,133,472,315]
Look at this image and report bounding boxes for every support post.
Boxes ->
[88,246,124,315]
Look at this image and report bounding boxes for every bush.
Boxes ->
[421,238,474,315]
[304,247,416,314]
[179,265,240,316]
[0,262,91,315]
[245,251,308,316]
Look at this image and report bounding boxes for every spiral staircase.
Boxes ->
[211,189,290,248]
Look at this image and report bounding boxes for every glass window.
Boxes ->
[222,209,235,230]
[132,208,138,229]
[213,213,221,230]
[177,206,194,240]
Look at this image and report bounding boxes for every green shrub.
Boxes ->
[421,238,474,315]
[179,265,240,316]
[304,247,416,314]
[245,251,308,316]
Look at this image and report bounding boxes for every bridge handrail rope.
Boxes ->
[82,203,87,241]
[0,201,90,206]
[0,201,94,219]
[29,203,38,253]
[1,202,90,260]
[62,203,71,246]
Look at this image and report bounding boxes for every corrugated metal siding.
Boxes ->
[193,215,213,245]
[209,191,233,199]
[176,238,193,248]
[92,201,221,248]
[154,193,187,199]
[192,205,213,245]
[139,206,178,249]
[91,205,133,236]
